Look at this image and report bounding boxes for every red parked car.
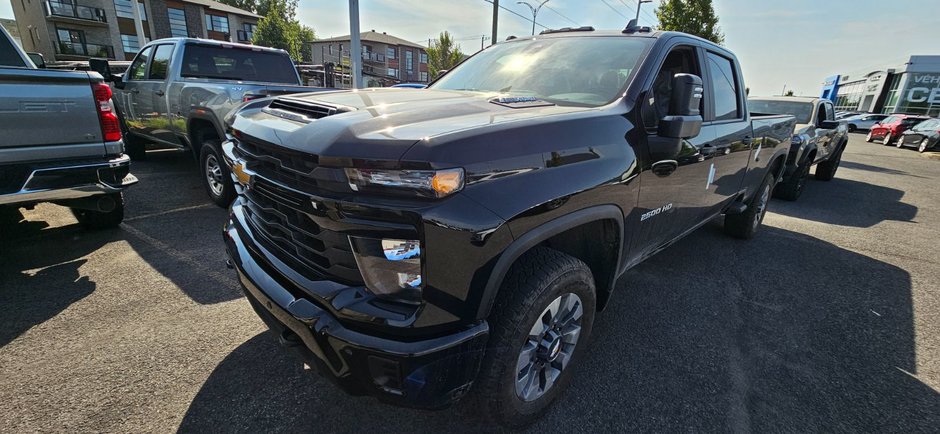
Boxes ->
[866,114,931,145]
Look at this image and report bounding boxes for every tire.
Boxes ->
[473,247,596,429]
[815,143,844,181]
[70,193,125,229]
[848,124,857,133]
[774,160,809,201]
[882,133,892,146]
[865,131,873,142]
[919,138,931,153]
[199,139,235,208]
[124,132,148,160]
[895,136,906,148]
[725,170,775,239]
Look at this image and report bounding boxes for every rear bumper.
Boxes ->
[223,208,489,409]
[0,154,138,206]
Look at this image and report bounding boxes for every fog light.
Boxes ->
[349,237,422,303]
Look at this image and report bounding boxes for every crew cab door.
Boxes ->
[116,45,152,138]
[700,50,752,212]
[632,44,716,254]
[144,43,181,146]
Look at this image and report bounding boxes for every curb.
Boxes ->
[922,152,940,161]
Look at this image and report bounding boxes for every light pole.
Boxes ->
[348,0,363,89]
[517,0,549,36]
[635,0,652,22]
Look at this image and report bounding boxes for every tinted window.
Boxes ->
[748,99,813,124]
[706,52,740,120]
[126,46,152,80]
[180,44,298,84]
[432,37,652,107]
[148,44,173,80]
[824,103,835,121]
[0,29,27,67]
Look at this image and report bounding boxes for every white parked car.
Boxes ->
[844,113,890,132]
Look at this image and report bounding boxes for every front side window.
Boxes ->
[705,52,740,120]
[148,44,173,80]
[205,14,229,33]
[167,8,188,38]
[126,45,152,80]
[431,36,651,107]
[643,46,701,129]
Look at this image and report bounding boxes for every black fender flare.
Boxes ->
[186,109,226,157]
[474,204,624,320]
[787,142,817,177]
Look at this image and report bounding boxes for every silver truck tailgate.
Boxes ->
[0,69,104,152]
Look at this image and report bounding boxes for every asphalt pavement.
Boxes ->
[1,136,938,432]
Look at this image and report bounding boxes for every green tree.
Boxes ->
[785,90,795,97]
[295,25,316,62]
[426,31,463,79]
[217,0,297,19]
[655,0,724,45]
[250,1,314,61]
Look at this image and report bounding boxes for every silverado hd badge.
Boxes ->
[641,203,673,221]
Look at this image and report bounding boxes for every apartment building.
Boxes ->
[10,0,260,61]
[311,30,430,86]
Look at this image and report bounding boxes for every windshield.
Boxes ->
[914,119,938,131]
[430,36,651,107]
[882,115,901,124]
[748,99,814,124]
[181,44,299,84]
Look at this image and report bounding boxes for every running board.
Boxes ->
[725,202,748,215]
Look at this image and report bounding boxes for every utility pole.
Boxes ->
[517,0,549,36]
[348,0,363,89]
[491,0,499,45]
[781,84,787,96]
[635,0,652,22]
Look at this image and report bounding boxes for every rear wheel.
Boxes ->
[882,133,892,146]
[199,139,235,208]
[474,247,596,429]
[815,143,844,181]
[848,124,857,133]
[70,193,125,229]
[920,138,931,153]
[896,136,906,148]
[774,161,809,201]
[725,171,775,239]
[124,133,147,160]
[865,131,873,142]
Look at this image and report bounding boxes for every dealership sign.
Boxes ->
[905,73,940,104]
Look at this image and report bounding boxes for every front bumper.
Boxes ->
[0,154,138,206]
[223,207,489,409]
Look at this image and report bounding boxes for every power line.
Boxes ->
[543,5,579,26]
[597,0,629,20]
[483,0,549,30]
[615,0,638,18]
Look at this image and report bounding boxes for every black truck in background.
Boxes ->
[220,28,796,427]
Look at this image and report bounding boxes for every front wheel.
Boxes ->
[896,136,906,148]
[774,161,809,201]
[473,247,596,429]
[199,140,235,208]
[865,131,874,142]
[882,133,893,146]
[919,138,931,153]
[725,171,775,239]
[815,144,843,181]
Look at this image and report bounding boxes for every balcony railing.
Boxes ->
[44,0,107,23]
[55,41,114,58]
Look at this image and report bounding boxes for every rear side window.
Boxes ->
[705,52,740,121]
[0,31,27,67]
[148,44,174,80]
[180,44,298,84]
[127,46,152,80]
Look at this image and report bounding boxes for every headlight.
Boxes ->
[345,168,464,198]
[791,134,805,146]
[349,237,422,304]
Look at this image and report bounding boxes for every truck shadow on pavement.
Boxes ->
[838,160,928,179]
[0,208,119,348]
[177,225,938,433]
[771,177,918,227]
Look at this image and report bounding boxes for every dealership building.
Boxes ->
[820,55,940,117]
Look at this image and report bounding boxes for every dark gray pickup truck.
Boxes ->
[92,38,321,207]
[0,25,136,229]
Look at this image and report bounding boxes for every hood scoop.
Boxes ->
[489,96,555,109]
[262,98,353,123]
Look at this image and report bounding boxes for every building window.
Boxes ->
[419,52,427,64]
[205,14,229,34]
[238,23,256,42]
[113,0,146,20]
[420,71,428,82]
[120,34,139,53]
[167,8,188,38]
[405,50,413,72]
[386,47,395,59]
[388,68,398,78]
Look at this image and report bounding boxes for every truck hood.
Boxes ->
[231,88,596,162]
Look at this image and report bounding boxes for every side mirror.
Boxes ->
[89,57,123,87]
[819,120,840,129]
[27,52,45,68]
[648,74,705,171]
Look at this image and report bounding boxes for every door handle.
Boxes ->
[742,136,753,146]
[130,88,139,94]
[155,90,165,96]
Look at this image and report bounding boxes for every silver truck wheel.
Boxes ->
[205,154,225,197]
[515,292,583,402]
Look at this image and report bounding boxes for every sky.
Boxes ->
[4,0,940,95]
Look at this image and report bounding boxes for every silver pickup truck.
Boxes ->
[91,38,321,207]
[0,25,136,229]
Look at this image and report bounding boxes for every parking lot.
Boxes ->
[1,134,938,432]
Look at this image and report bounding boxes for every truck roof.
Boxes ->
[749,96,827,104]
[143,37,290,54]
[505,28,727,52]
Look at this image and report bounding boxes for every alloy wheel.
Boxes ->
[752,182,771,231]
[882,133,892,145]
[205,154,225,197]
[866,131,873,142]
[920,139,930,153]
[515,292,583,402]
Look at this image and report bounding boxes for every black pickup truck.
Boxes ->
[221,28,795,427]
